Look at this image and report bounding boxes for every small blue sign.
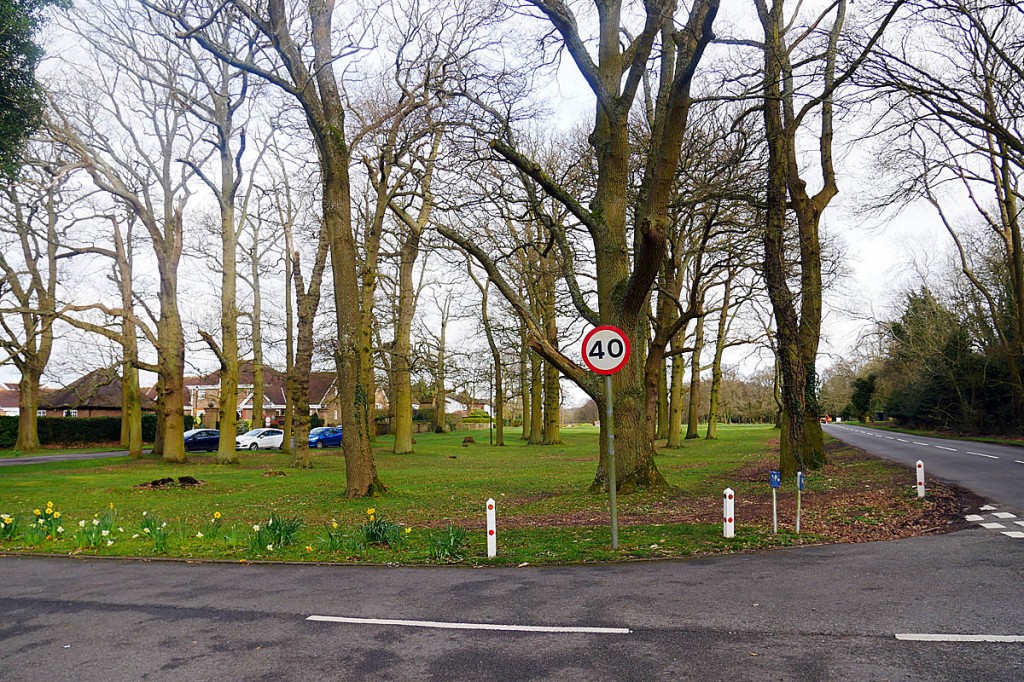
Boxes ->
[797,471,805,491]
[769,470,781,489]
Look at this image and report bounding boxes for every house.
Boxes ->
[39,368,157,418]
[0,384,20,416]
[185,362,391,428]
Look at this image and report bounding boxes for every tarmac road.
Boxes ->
[2,529,1023,681]
[0,451,131,467]
[824,424,1024,512]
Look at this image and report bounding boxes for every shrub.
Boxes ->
[360,507,406,548]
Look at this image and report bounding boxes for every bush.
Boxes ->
[310,412,323,428]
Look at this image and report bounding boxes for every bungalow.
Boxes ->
[38,368,157,418]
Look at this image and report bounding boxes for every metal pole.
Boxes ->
[796,488,802,534]
[606,374,618,549]
[489,369,493,445]
[772,488,778,534]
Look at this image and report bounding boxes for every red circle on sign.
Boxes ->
[488,530,494,536]
[727,517,733,523]
[581,325,631,375]
[728,494,733,500]
[487,504,493,510]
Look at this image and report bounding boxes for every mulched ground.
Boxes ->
[492,440,985,543]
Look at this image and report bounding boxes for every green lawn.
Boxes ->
[0,424,937,564]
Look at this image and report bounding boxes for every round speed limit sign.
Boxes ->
[581,325,631,375]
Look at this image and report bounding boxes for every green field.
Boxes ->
[0,425,944,564]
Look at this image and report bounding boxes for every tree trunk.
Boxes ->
[656,359,669,440]
[529,351,543,444]
[667,351,684,448]
[706,275,734,440]
[685,315,704,439]
[251,233,265,431]
[15,371,41,451]
[392,230,420,454]
[520,321,531,441]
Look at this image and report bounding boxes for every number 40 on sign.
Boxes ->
[582,326,631,375]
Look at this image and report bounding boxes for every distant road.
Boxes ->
[0,450,132,467]
[825,423,1024,512]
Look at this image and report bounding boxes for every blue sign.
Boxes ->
[769,470,781,489]
[797,471,805,491]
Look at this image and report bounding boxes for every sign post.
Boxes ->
[796,471,804,534]
[769,469,781,534]
[581,325,631,549]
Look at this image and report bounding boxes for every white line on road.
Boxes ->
[306,615,632,634]
[1015,460,1024,465]
[992,512,1017,519]
[896,634,1024,643]
[897,438,909,443]
[913,442,929,446]
[935,446,958,451]
[966,451,999,459]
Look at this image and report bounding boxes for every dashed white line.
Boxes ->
[965,515,985,522]
[992,512,1017,519]
[913,442,928,446]
[896,634,1024,643]
[966,451,999,459]
[897,438,909,443]
[1002,532,1024,539]
[980,522,1007,529]
[306,615,632,634]
[980,505,998,511]
[935,446,958,451]
[1015,460,1024,465]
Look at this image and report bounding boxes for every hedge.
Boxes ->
[0,414,157,449]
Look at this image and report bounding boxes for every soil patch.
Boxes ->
[134,476,205,490]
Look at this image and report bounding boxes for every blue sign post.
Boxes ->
[769,470,780,533]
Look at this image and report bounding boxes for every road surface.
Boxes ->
[824,423,1024,512]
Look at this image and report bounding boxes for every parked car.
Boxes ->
[308,426,343,449]
[183,428,220,453]
[236,428,284,451]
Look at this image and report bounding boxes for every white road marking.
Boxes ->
[897,438,909,443]
[896,634,1024,643]
[965,515,984,522]
[306,615,632,634]
[980,505,998,511]
[913,442,928,446]
[992,512,1017,519]
[966,451,999,459]
[935,446,957,451]
[1015,521,1024,527]
[884,436,895,440]
[1002,532,1024,539]
[1015,460,1024,465]
[980,522,1007,529]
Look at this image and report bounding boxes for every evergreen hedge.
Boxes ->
[0,414,157,449]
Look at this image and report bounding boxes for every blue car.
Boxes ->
[308,426,343,449]
[183,428,220,453]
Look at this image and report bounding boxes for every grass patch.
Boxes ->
[0,425,964,564]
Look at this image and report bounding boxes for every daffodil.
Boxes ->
[92,518,100,526]
[195,531,204,539]
[57,526,64,533]
[266,544,274,551]
[331,521,339,529]
[405,527,412,534]
[53,511,61,519]
[253,524,260,532]
[46,501,53,508]
[101,530,109,537]
[213,511,221,520]
[143,528,151,534]
[131,534,139,539]
[305,545,313,552]
[33,509,41,516]
[118,527,123,532]
[106,540,114,546]
[142,511,148,516]
[109,502,115,510]
[366,508,376,516]
[78,520,86,528]
[45,507,53,515]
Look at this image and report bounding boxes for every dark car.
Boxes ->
[308,426,343,449]
[183,428,220,452]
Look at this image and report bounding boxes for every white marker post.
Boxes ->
[486,498,497,558]
[723,488,735,538]
[916,460,925,498]
[581,325,632,550]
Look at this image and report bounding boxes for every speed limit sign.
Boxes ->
[582,325,631,375]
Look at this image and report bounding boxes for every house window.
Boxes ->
[37,409,46,417]
[66,409,78,418]
[334,410,338,420]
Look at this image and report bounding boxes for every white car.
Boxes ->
[235,428,284,451]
